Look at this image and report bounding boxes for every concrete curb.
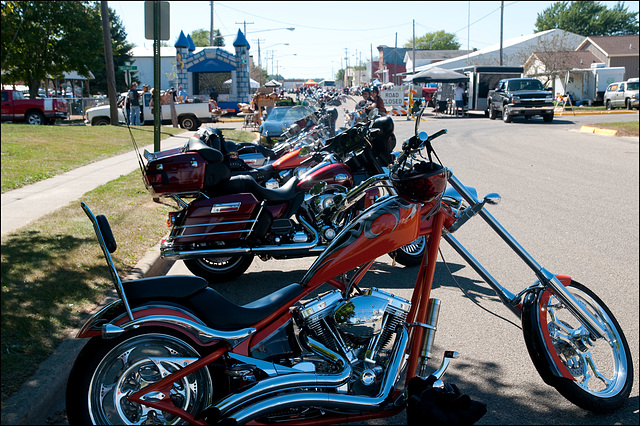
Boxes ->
[0,245,173,425]
[554,109,637,116]
[579,126,618,136]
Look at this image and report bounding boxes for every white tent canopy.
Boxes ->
[223,78,260,89]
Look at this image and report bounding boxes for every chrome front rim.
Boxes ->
[544,288,628,398]
[88,334,212,425]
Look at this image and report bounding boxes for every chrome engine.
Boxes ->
[295,288,410,394]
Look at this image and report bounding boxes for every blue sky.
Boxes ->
[110,1,639,80]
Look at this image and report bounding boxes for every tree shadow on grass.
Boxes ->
[0,229,116,403]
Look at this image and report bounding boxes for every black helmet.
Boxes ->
[391,161,447,208]
[362,87,371,94]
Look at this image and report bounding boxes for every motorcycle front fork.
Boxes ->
[411,298,459,381]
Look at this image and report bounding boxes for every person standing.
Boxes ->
[370,86,387,116]
[454,83,465,117]
[128,82,141,125]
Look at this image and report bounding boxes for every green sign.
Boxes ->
[118,65,137,71]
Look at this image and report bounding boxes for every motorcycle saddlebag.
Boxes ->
[173,193,263,244]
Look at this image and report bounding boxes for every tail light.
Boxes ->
[167,211,180,228]
[209,103,212,113]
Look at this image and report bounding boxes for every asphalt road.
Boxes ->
[166,108,639,425]
[45,103,639,425]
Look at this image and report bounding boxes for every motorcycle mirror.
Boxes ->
[368,108,378,120]
[483,193,501,205]
[418,131,428,142]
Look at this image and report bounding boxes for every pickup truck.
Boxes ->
[486,78,554,123]
[84,91,214,130]
[1,89,68,125]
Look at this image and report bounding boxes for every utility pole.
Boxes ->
[210,1,214,46]
[394,32,397,85]
[412,19,415,75]
[500,1,504,66]
[344,48,348,87]
[100,1,118,126]
[235,20,254,35]
[370,44,374,81]
[252,38,265,69]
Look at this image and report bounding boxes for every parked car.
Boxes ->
[604,79,639,110]
[1,89,68,125]
[259,105,315,142]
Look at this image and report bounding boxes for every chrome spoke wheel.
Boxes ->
[543,289,627,398]
[523,280,633,412]
[87,334,212,425]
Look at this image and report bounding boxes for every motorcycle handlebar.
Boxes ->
[395,128,448,168]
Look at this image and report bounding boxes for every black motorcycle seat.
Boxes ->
[217,174,299,202]
[186,137,224,163]
[122,276,304,331]
[123,275,209,301]
[187,283,305,330]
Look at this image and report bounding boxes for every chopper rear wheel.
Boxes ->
[184,255,254,284]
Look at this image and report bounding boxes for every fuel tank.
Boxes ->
[271,147,308,171]
[297,162,354,192]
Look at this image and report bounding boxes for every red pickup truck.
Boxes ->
[1,89,68,125]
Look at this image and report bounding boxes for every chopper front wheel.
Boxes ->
[522,280,633,413]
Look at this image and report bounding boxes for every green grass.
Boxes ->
[0,125,257,407]
[0,124,186,193]
[590,121,639,137]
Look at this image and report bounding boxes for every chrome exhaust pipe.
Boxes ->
[226,326,409,425]
[214,336,352,419]
[162,217,322,260]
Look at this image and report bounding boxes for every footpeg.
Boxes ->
[431,350,459,380]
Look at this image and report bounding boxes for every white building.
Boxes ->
[128,46,179,91]
[409,29,584,74]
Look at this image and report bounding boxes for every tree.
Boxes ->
[1,1,103,98]
[535,1,639,36]
[251,64,267,86]
[90,4,135,95]
[403,30,460,50]
[190,28,225,47]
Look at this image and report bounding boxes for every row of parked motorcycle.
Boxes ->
[143,103,414,283]
[65,101,633,425]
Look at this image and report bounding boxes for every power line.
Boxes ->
[217,1,410,32]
